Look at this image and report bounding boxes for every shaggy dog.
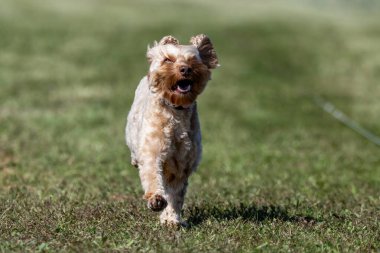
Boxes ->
[125,34,218,226]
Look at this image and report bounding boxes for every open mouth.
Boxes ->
[172,79,193,94]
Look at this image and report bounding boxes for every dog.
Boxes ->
[125,34,218,226]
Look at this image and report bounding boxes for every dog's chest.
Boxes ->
[163,120,197,185]
[157,108,201,186]
[165,113,197,165]
[171,117,193,154]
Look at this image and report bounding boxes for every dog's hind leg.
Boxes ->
[160,180,188,227]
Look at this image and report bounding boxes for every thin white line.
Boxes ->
[314,96,380,147]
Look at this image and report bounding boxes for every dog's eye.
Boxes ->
[164,58,174,63]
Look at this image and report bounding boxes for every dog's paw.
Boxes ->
[160,219,188,229]
[147,194,167,212]
[160,217,180,228]
[160,212,188,229]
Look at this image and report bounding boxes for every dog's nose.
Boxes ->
[179,65,192,75]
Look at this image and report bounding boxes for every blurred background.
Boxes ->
[0,0,379,251]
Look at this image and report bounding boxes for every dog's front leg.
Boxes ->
[138,139,168,212]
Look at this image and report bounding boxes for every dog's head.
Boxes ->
[147,34,219,107]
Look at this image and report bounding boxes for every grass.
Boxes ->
[1,0,380,252]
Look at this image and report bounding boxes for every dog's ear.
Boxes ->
[190,34,219,69]
[159,35,179,45]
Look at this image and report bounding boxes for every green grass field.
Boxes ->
[1,0,380,252]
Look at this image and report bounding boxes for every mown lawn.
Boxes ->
[1,0,379,252]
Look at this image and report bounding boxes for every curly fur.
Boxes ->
[125,34,218,226]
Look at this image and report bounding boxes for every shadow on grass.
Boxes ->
[186,203,321,227]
